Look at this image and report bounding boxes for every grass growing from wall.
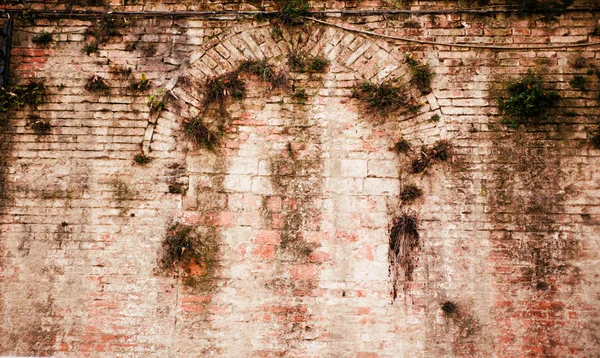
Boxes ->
[352,81,419,116]
[411,140,453,173]
[407,57,434,95]
[0,80,47,112]
[288,51,330,73]
[389,214,419,300]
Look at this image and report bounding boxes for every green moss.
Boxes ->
[83,42,99,55]
[498,73,560,128]
[429,114,440,123]
[31,31,53,47]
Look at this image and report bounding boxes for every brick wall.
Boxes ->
[0,2,599,356]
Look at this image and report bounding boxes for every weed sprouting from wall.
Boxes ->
[182,117,223,151]
[28,116,51,135]
[292,88,308,103]
[288,51,330,73]
[407,57,434,95]
[411,140,454,173]
[400,184,423,202]
[389,213,419,300]
[83,42,99,55]
[148,89,166,112]
[429,114,441,123]
[159,223,209,269]
[128,73,150,92]
[238,60,288,88]
[498,73,560,128]
[569,75,587,90]
[276,0,310,25]
[85,74,110,94]
[0,80,47,112]
[109,65,132,78]
[395,139,411,153]
[204,72,246,106]
[31,31,53,47]
[133,153,151,165]
[83,14,126,54]
[440,301,480,339]
[352,80,418,116]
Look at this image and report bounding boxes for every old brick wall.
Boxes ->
[0,1,599,356]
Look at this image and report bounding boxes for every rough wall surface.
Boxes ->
[0,1,600,356]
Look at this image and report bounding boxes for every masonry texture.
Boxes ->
[0,0,600,356]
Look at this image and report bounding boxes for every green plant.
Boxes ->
[569,75,587,90]
[203,72,245,105]
[277,0,309,25]
[400,184,423,202]
[148,89,166,112]
[352,81,414,115]
[109,65,132,78]
[395,139,411,153]
[407,57,434,95]
[142,43,157,57]
[288,51,330,73]
[498,73,560,128]
[28,116,51,134]
[133,153,151,164]
[159,223,211,271]
[182,117,222,150]
[83,42,99,55]
[411,140,453,173]
[441,301,458,315]
[238,59,288,88]
[429,114,440,123]
[0,80,47,112]
[19,11,36,24]
[389,214,419,300]
[591,131,600,149]
[292,88,308,103]
[124,42,137,51]
[85,74,110,94]
[129,73,150,92]
[31,31,53,47]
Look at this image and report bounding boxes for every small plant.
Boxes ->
[83,42,99,55]
[389,214,419,300]
[395,139,411,153]
[591,131,600,149]
[133,153,151,164]
[124,42,137,51]
[29,117,51,134]
[400,184,423,202]
[142,43,157,57]
[109,65,132,78]
[429,114,440,123]
[203,72,245,106]
[441,301,459,315]
[148,89,166,112]
[569,75,587,90]
[168,183,185,194]
[238,59,288,88]
[159,223,210,271]
[571,56,586,69]
[19,11,36,24]
[182,117,222,150]
[129,73,150,92]
[277,0,309,25]
[352,81,410,115]
[407,57,434,95]
[288,51,330,73]
[292,88,308,103]
[498,73,560,128]
[85,74,110,94]
[31,31,53,47]
[0,80,47,112]
[411,140,453,173]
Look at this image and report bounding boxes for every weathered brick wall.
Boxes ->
[1,2,600,356]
